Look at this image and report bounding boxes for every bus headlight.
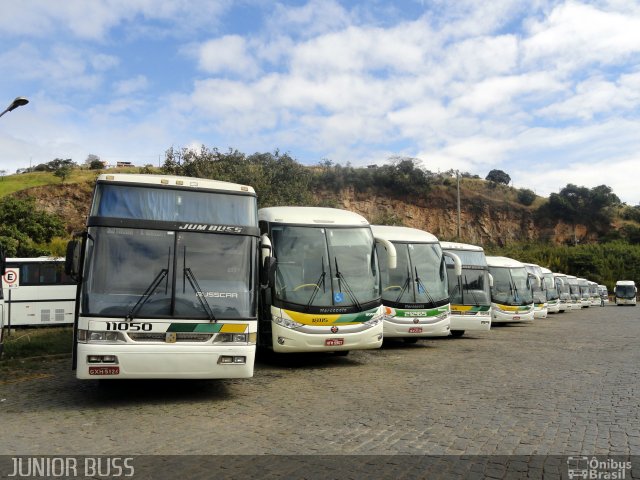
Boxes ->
[215,333,249,343]
[78,330,125,344]
[273,316,303,329]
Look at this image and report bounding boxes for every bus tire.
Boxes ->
[450,330,465,338]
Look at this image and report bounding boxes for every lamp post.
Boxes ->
[0,97,29,118]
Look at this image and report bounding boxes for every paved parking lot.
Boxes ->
[0,304,638,477]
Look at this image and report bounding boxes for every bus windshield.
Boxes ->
[81,227,256,319]
[489,266,533,306]
[544,273,559,301]
[272,226,379,310]
[378,242,449,307]
[615,285,636,299]
[92,183,257,226]
[444,250,490,307]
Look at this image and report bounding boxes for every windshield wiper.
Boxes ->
[463,274,480,305]
[414,266,435,305]
[184,267,216,322]
[182,246,216,321]
[334,257,362,311]
[395,266,412,303]
[304,258,327,312]
[127,269,168,321]
[511,281,521,304]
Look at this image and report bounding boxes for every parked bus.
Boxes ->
[598,284,609,305]
[1,257,76,327]
[371,227,461,341]
[540,267,560,313]
[258,207,388,354]
[66,173,259,379]
[577,278,591,308]
[588,281,600,307]
[565,275,582,310]
[440,241,491,337]
[552,273,571,312]
[614,280,637,306]
[524,263,548,318]
[486,256,534,323]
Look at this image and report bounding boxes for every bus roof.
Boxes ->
[370,225,439,243]
[524,263,543,273]
[540,267,552,274]
[259,207,370,226]
[439,241,484,252]
[615,280,636,286]
[485,256,525,268]
[96,173,255,194]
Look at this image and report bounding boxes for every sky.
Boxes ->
[1,0,640,204]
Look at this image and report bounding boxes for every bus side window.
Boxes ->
[21,264,40,285]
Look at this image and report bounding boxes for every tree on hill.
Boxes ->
[0,196,65,256]
[537,183,620,241]
[486,169,511,185]
[162,146,313,207]
[85,154,104,170]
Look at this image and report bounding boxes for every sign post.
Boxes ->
[2,268,19,333]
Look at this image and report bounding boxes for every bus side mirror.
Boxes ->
[65,240,81,281]
[443,251,462,277]
[488,272,494,288]
[374,237,396,270]
[262,257,277,287]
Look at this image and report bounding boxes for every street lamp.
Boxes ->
[0,97,29,118]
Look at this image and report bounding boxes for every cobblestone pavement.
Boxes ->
[1,304,638,465]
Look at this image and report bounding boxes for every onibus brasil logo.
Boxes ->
[567,456,632,479]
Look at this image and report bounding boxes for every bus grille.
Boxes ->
[127,332,213,343]
[41,310,51,322]
[55,309,65,322]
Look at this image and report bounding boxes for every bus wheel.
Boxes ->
[450,330,465,338]
[403,338,418,344]
[333,350,349,356]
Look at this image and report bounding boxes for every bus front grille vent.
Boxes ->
[127,332,213,343]
[41,310,51,323]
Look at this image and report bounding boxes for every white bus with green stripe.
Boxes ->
[486,256,535,323]
[524,263,548,318]
[258,207,389,353]
[371,226,461,341]
[440,241,491,337]
[66,174,259,379]
[540,267,561,313]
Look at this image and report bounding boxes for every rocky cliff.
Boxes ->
[15,180,590,246]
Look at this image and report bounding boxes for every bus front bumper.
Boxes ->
[382,315,451,338]
[271,322,383,353]
[491,308,534,323]
[76,343,256,379]
[449,313,491,332]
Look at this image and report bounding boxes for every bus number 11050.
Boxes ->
[105,322,153,331]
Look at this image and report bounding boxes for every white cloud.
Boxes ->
[0,0,231,40]
[452,72,564,114]
[522,2,640,74]
[536,73,640,120]
[0,43,115,92]
[197,35,260,77]
[268,0,352,37]
[114,75,149,96]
